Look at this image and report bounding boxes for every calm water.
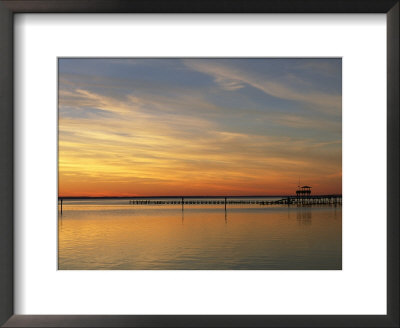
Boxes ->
[58,199,342,270]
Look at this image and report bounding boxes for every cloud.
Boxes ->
[184,59,341,115]
[214,76,245,91]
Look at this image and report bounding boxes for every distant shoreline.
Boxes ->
[58,195,342,200]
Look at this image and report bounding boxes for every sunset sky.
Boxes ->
[58,58,341,197]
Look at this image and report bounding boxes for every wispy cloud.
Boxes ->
[184,59,341,115]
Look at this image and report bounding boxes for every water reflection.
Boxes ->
[296,206,312,226]
[58,201,342,270]
[58,213,63,230]
[334,206,338,220]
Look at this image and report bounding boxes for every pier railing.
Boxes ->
[58,195,342,213]
[128,195,342,206]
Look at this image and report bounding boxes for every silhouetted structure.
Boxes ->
[296,185,311,204]
[296,185,312,196]
[128,194,341,206]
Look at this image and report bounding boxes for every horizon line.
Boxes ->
[58,194,342,199]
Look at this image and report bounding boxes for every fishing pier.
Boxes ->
[128,194,342,206]
[59,185,342,212]
[128,186,341,206]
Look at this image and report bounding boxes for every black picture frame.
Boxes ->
[0,1,398,327]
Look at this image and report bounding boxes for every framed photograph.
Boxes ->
[0,1,398,327]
